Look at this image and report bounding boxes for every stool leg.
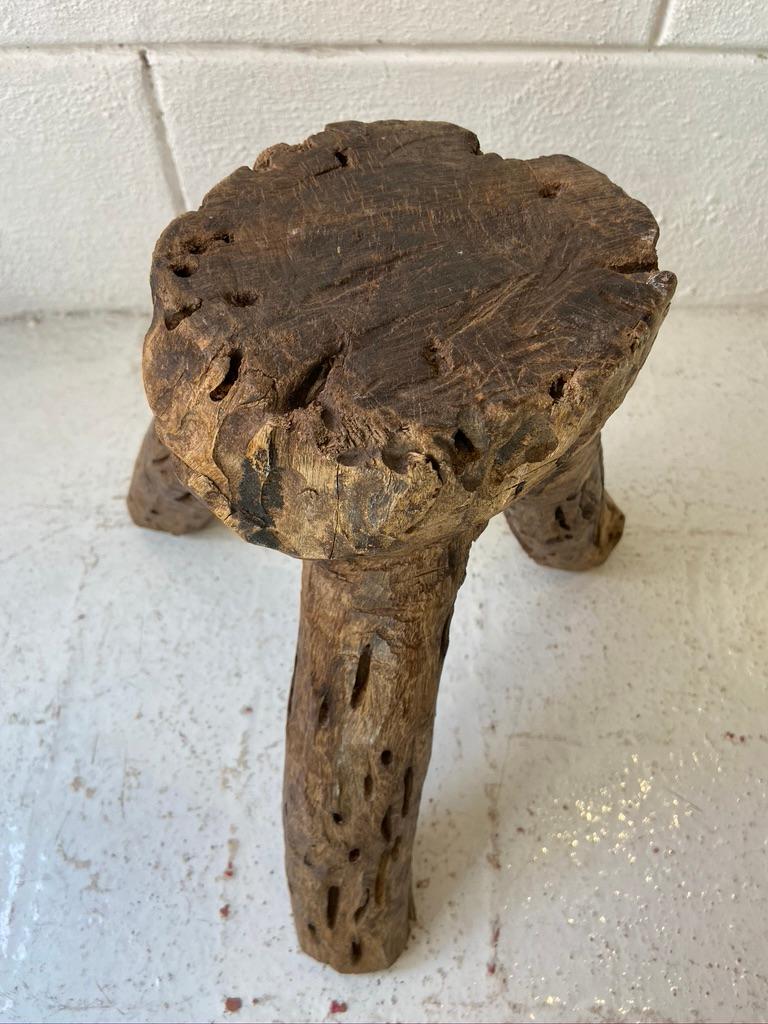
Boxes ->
[504,433,624,571]
[283,528,478,972]
[127,419,213,535]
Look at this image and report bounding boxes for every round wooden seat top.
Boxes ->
[144,119,675,559]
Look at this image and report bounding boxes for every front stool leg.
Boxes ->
[504,433,625,571]
[283,527,480,972]
[127,419,213,535]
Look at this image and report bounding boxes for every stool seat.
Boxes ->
[143,120,674,559]
[129,120,675,973]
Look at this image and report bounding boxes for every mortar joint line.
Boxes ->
[648,0,673,48]
[138,47,187,215]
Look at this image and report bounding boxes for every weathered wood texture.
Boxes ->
[284,529,478,972]
[127,420,212,535]
[504,433,624,570]
[142,119,675,559]
[130,119,676,972]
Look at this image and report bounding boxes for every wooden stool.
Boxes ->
[128,120,675,972]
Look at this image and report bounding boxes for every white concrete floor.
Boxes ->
[1,308,766,1024]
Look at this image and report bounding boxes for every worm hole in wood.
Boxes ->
[549,375,567,402]
[611,256,658,275]
[171,261,195,277]
[287,355,335,409]
[350,645,371,708]
[353,889,369,922]
[224,290,258,307]
[317,692,330,726]
[326,886,340,929]
[209,350,242,402]
[453,428,476,457]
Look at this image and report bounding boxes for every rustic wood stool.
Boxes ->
[128,120,675,973]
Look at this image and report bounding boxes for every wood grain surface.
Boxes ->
[141,119,675,559]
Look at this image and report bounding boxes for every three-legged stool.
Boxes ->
[128,120,675,972]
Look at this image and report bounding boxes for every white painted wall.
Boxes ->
[1,1,766,315]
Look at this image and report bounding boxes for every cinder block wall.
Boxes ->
[1,1,766,316]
